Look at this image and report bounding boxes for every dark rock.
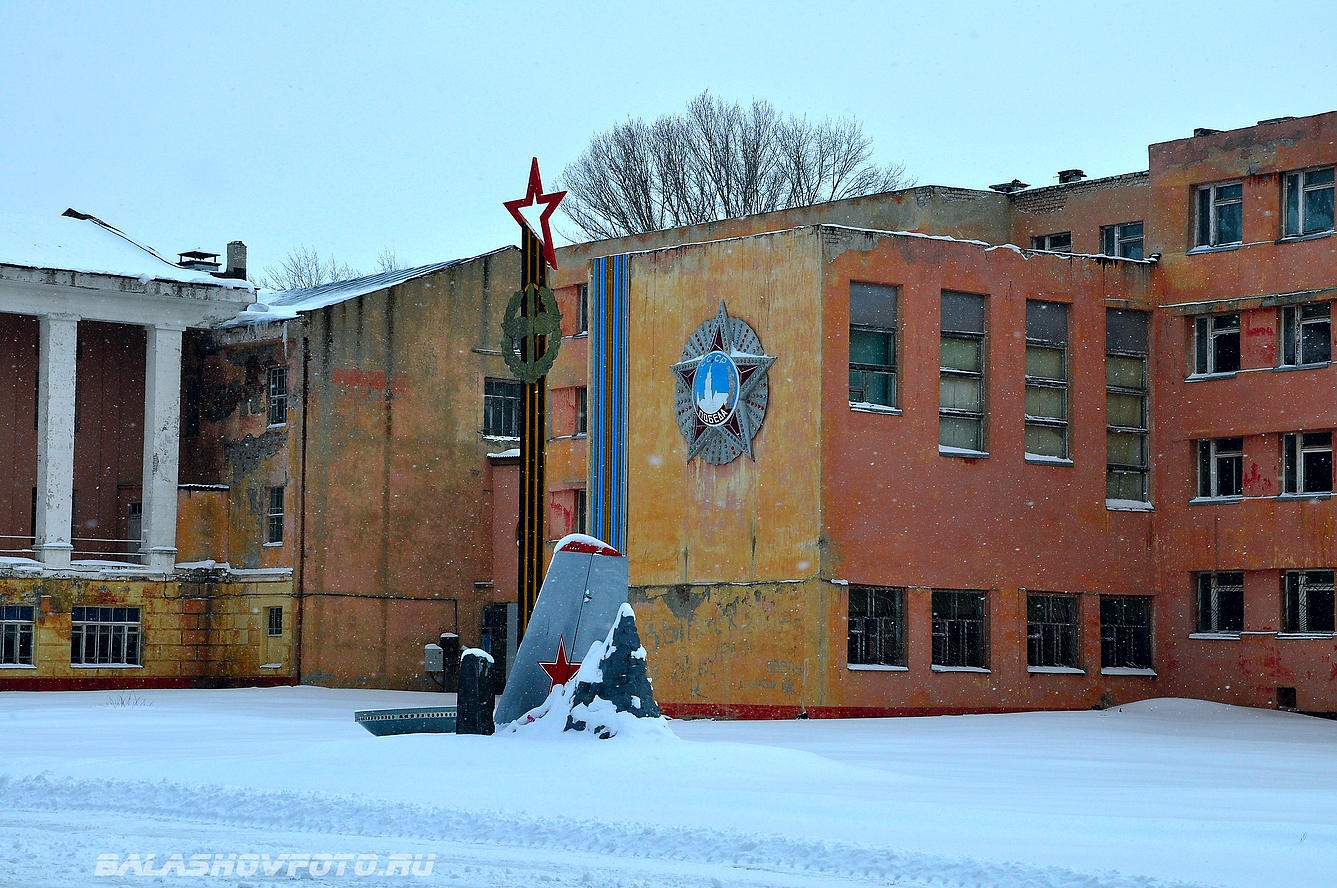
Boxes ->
[456,649,495,735]
[565,605,660,737]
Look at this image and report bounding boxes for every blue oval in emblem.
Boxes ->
[693,351,740,427]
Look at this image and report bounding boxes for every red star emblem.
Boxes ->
[538,635,581,688]
[504,157,566,270]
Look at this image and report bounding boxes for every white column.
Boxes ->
[141,324,184,573]
[35,315,79,569]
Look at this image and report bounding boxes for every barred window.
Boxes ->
[1,605,35,666]
[1100,596,1152,669]
[1196,572,1244,633]
[1027,594,1079,668]
[266,486,285,545]
[932,589,988,669]
[1283,570,1335,634]
[267,606,283,637]
[70,606,141,666]
[848,586,905,667]
[267,366,289,425]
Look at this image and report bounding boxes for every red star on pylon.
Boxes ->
[504,157,566,270]
[538,635,581,688]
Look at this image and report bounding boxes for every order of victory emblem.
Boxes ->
[671,302,776,465]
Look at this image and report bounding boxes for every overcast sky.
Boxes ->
[3,1,1333,283]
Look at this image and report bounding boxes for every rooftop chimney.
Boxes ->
[1057,169,1086,184]
[222,241,247,280]
[989,179,1030,194]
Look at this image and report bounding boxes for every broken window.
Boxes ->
[1194,313,1241,374]
[1197,437,1244,498]
[1196,572,1244,633]
[848,283,898,408]
[1283,167,1335,237]
[265,486,285,545]
[267,366,289,426]
[1279,302,1331,367]
[1195,181,1243,247]
[932,589,988,669]
[848,586,905,667]
[483,377,522,438]
[1283,431,1333,495]
[1027,593,1079,669]
[939,291,987,452]
[267,606,283,637]
[1030,232,1072,252]
[1025,301,1069,459]
[1100,222,1145,259]
[0,605,34,666]
[70,606,141,666]
[1107,310,1150,502]
[1099,596,1152,669]
[1283,570,1335,634]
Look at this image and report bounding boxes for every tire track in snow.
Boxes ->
[1,775,1213,888]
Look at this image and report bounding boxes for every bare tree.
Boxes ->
[260,245,361,290]
[374,247,402,274]
[560,92,910,239]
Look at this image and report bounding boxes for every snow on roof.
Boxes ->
[224,246,513,327]
[0,210,251,288]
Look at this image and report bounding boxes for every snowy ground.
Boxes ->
[0,688,1333,888]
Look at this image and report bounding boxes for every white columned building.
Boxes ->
[0,212,254,574]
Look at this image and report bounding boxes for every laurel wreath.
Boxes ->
[501,284,563,384]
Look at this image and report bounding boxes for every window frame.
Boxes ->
[1282,570,1336,635]
[265,485,285,546]
[1024,301,1069,461]
[1193,313,1241,375]
[1283,431,1334,496]
[1195,571,1244,634]
[267,605,284,637]
[483,377,522,439]
[1197,437,1244,499]
[70,606,142,667]
[1026,593,1080,669]
[847,585,906,668]
[1194,181,1244,248]
[267,366,289,426]
[1106,310,1150,504]
[848,283,899,410]
[0,605,35,667]
[1279,303,1331,368]
[1282,166,1335,238]
[1100,221,1145,259]
[931,589,989,670]
[1030,232,1072,252]
[1099,596,1153,670]
[939,292,988,453]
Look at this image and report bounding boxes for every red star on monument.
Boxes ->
[538,635,581,688]
[504,157,566,270]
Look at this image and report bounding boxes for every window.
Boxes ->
[848,586,905,667]
[576,283,589,335]
[1025,301,1069,459]
[1195,181,1243,247]
[267,606,283,637]
[550,488,587,538]
[1100,222,1144,259]
[575,488,587,535]
[1,605,34,666]
[483,378,522,438]
[1027,594,1079,669]
[1194,314,1240,374]
[1196,572,1244,633]
[1283,167,1335,237]
[939,292,987,452]
[126,502,142,553]
[1107,310,1150,502]
[1197,437,1244,499]
[1280,303,1331,367]
[1283,570,1335,634]
[1099,596,1152,669]
[267,366,288,426]
[576,387,588,436]
[1283,431,1333,495]
[1031,232,1071,252]
[70,606,141,666]
[932,589,988,669]
[848,283,898,408]
[265,486,285,545]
